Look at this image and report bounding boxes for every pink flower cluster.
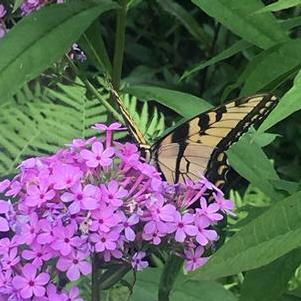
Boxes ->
[0,4,7,38]
[0,123,233,300]
[20,0,63,15]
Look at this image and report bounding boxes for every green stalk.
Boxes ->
[91,256,101,301]
[67,56,122,122]
[158,254,183,301]
[112,0,128,90]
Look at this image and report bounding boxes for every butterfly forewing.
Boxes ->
[151,94,278,189]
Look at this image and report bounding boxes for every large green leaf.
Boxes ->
[122,85,212,118]
[191,0,288,49]
[0,0,117,100]
[189,191,301,280]
[240,38,301,95]
[239,249,301,301]
[181,39,251,80]
[256,0,301,13]
[227,134,280,200]
[172,280,237,301]
[259,69,301,133]
[130,268,237,301]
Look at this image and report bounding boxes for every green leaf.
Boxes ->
[239,249,301,301]
[157,0,211,50]
[122,85,212,118]
[80,20,113,75]
[227,133,280,200]
[259,68,301,133]
[181,39,251,80]
[189,191,301,280]
[0,0,118,100]
[130,269,161,301]
[240,38,301,95]
[172,280,237,301]
[256,0,301,13]
[191,0,288,49]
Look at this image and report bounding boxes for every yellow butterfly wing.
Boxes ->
[150,94,278,189]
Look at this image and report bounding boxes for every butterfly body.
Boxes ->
[113,91,278,191]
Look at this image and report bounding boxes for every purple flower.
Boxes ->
[0,4,6,19]
[51,225,82,256]
[19,213,40,244]
[0,200,10,232]
[52,164,82,190]
[80,142,114,168]
[92,122,124,132]
[131,252,148,271]
[64,286,84,301]
[0,270,12,295]
[90,231,119,252]
[2,248,20,270]
[0,180,10,193]
[184,247,208,271]
[37,219,55,245]
[120,213,139,241]
[171,212,197,242]
[213,192,234,215]
[22,244,52,267]
[0,25,6,39]
[25,180,55,207]
[61,183,99,214]
[57,251,91,281]
[12,264,50,299]
[142,230,164,245]
[101,181,128,207]
[196,198,223,222]
[195,216,218,246]
[90,204,120,233]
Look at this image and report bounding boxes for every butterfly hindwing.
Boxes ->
[151,94,278,189]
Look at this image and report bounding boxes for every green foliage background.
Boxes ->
[1,0,301,300]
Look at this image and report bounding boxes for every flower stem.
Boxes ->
[92,255,101,301]
[158,254,183,301]
[112,0,128,90]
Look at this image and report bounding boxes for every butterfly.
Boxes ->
[113,91,278,191]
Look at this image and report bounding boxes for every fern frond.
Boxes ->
[0,79,109,177]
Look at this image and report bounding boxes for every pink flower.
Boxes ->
[12,264,50,299]
[22,244,52,267]
[25,180,55,207]
[64,286,84,301]
[51,225,82,256]
[90,231,119,252]
[5,180,21,197]
[37,219,55,245]
[0,180,10,193]
[52,164,82,190]
[1,248,20,270]
[171,212,197,242]
[131,252,148,271]
[213,192,234,215]
[61,183,99,214]
[92,122,125,132]
[195,216,218,246]
[196,198,223,222]
[80,142,114,168]
[0,4,6,19]
[57,251,91,281]
[0,200,10,232]
[101,181,128,207]
[142,230,164,245]
[120,213,139,241]
[19,213,40,244]
[90,204,120,233]
[184,247,208,271]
